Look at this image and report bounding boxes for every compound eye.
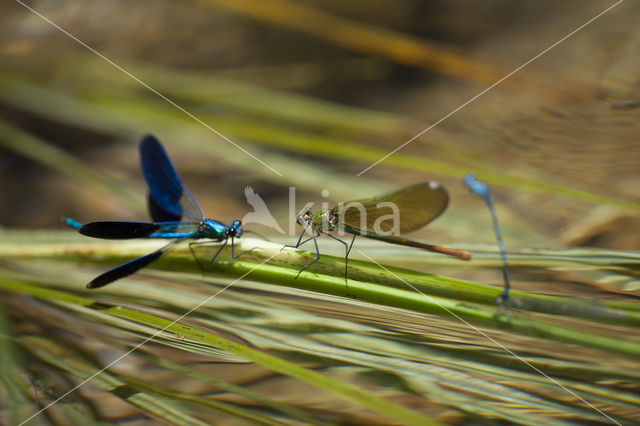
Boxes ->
[227,220,242,238]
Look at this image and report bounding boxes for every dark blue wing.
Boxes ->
[86,236,184,288]
[86,238,180,288]
[79,221,200,239]
[79,221,162,239]
[140,135,204,222]
[148,193,180,223]
[87,249,165,288]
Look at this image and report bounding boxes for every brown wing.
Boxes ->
[336,182,449,234]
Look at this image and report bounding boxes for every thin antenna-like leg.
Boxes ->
[295,231,321,278]
[188,241,207,275]
[325,233,352,286]
[230,237,257,259]
[188,238,228,275]
[189,237,258,278]
[346,234,356,257]
[283,225,314,251]
[209,238,229,264]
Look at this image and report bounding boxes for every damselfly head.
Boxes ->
[296,210,313,226]
[325,209,338,228]
[229,220,243,238]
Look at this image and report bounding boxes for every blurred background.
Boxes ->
[1,2,640,424]
[0,0,638,247]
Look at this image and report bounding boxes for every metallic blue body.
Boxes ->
[146,219,236,240]
[65,217,83,230]
[67,136,244,288]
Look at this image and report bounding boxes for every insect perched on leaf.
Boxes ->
[67,135,250,288]
[288,182,471,283]
[463,173,511,308]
